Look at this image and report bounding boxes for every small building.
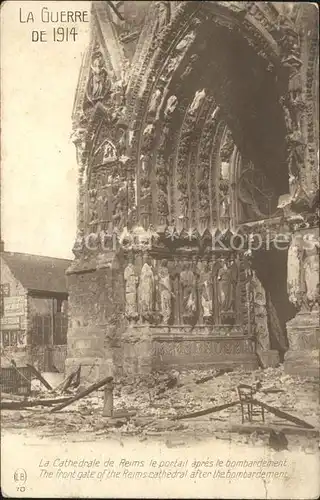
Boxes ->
[0,249,71,373]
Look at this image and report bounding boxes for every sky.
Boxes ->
[1,1,91,258]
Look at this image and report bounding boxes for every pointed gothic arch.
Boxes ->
[67,2,319,379]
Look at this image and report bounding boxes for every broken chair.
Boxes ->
[237,384,265,423]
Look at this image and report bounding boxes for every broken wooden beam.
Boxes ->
[26,364,53,391]
[195,375,214,385]
[55,365,81,393]
[1,396,73,410]
[50,376,113,413]
[261,388,285,394]
[174,401,239,420]
[251,399,315,429]
[1,392,27,401]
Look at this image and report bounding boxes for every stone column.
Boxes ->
[285,227,319,377]
[122,325,153,375]
[65,251,124,382]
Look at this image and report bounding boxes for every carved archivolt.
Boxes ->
[71,2,316,256]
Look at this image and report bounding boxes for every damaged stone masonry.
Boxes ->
[67,1,319,381]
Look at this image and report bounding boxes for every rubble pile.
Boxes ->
[113,366,319,422]
[1,365,319,441]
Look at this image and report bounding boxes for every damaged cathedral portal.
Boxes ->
[66,2,319,381]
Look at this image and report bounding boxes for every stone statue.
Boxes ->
[111,78,126,107]
[156,1,171,33]
[148,89,162,117]
[216,259,238,315]
[124,262,139,321]
[219,195,231,230]
[90,209,98,224]
[181,54,199,81]
[189,89,206,115]
[252,271,270,351]
[87,52,110,103]
[303,243,320,312]
[158,259,172,324]
[287,236,302,308]
[112,201,125,231]
[176,31,195,52]
[180,263,197,322]
[199,262,213,322]
[164,95,178,117]
[102,141,117,163]
[143,124,155,139]
[139,257,155,321]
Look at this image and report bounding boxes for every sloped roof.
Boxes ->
[1,252,71,294]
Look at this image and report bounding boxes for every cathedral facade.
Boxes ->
[67,1,319,380]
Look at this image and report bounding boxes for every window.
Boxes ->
[0,283,10,297]
[31,315,52,345]
[1,330,18,347]
[53,313,68,345]
[0,284,10,317]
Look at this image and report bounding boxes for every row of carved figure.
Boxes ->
[123,257,243,325]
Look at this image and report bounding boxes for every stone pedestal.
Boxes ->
[257,349,280,368]
[284,311,320,377]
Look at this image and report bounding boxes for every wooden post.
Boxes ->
[51,375,113,413]
[102,381,114,417]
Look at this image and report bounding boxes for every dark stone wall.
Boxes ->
[66,256,126,377]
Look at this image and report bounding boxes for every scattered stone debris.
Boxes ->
[1,365,319,446]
